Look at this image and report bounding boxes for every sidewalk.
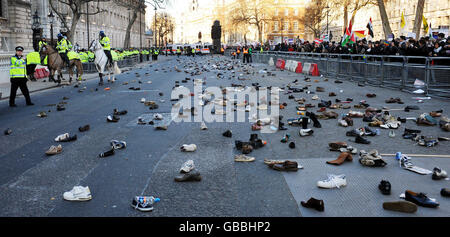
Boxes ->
[0,57,170,100]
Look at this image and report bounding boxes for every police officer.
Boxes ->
[56,33,70,67]
[99,31,113,67]
[38,37,47,52]
[9,46,34,107]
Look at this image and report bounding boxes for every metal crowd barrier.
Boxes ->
[254,51,450,98]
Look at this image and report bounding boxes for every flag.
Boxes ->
[383,40,389,46]
[354,30,366,39]
[366,18,374,38]
[341,20,356,46]
[400,12,406,29]
[314,38,323,44]
[423,15,429,35]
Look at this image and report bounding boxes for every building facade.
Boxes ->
[264,0,306,44]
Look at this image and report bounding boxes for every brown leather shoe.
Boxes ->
[326,152,353,165]
[272,161,299,171]
[329,142,347,151]
[430,111,442,117]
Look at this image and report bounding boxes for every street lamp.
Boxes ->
[48,11,55,47]
[32,10,41,51]
[325,4,330,41]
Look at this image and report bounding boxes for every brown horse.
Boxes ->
[40,45,83,84]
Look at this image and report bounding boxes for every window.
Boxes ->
[294,8,298,16]
[275,9,278,16]
[284,8,288,16]
[274,21,279,31]
[294,21,298,31]
[283,21,288,30]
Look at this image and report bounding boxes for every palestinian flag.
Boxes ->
[366,18,374,38]
[314,38,323,44]
[341,21,355,46]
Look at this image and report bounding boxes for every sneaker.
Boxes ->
[180,144,197,152]
[378,180,391,195]
[441,188,450,197]
[137,117,147,125]
[63,186,92,201]
[317,174,347,189]
[54,133,69,142]
[200,122,208,130]
[113,109,128,115]
[4,129,12,135]
[37,112,47,118]
[383,201,417,213]
[234,154,255,162]
[131,196,160,212]
[180,160,195,173]
[299,129,314,137]
[60,134,77,142]
[222,130,232,137]
[45,145,62,156]
[153,113,163,120]
[432,167,448,180]
[111,140,126,150]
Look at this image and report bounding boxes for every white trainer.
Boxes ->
[63,186,92,201]
[55,133,69,142]
[234,154,255,162]
[180,160,195,173]
[180,144,197,152]
[317,174,347,189]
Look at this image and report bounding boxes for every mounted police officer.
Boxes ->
[99,31,113,67]
[56,33,70,67]
[9,46,34,107]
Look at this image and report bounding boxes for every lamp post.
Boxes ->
[325,4,330,41]
[32,10,41,51]
[48,11,55,47]
[86,2,90,48]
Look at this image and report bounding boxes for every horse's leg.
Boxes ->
[69,63,73,83]
[77,61,83,82]
[99,72,103,86]
[50,69,56,83]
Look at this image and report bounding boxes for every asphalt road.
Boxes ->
[0,55,449,217]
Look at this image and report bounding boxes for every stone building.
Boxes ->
[265,0,306,44]
[0,0,33,52]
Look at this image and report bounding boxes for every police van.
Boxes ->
[201,43,212,54]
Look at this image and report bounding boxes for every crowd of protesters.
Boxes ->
[270,33,450,59]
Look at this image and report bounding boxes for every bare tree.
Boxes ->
[229,0,272,43]
[150,12,175,47]
[301,0,328,38]
[377,0,392,39]
[49,0,108,42]
[412,0,425,38]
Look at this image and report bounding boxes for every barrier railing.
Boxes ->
[253,51,450,98]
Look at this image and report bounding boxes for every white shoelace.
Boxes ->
[324,174,344,189]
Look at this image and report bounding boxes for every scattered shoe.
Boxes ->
[382,201,417,213]
[99,147,115,158]
[432,167,448,180]
[54,133,69,142]
[131,196,160,212]
[289,142,295,149]
[379,180,391,195]
[174,169,202,182]
[317,174,347,189]
[37,112,47,118]
[405,190,439,208]
[111,140,126,150]
[359,150,387,167]
[234,154,255,162]
[200,122,208,130]
[113,109,127,115]
[269,160,300,171]
[78,125,90,132]
[301,198,324,212]
[441,188,450,197]
[222,130,232,138]
[354,135,370,144]
[63,186,92,201]
[107,115,120,122]
[180,160,195,173]
[4,129,12,135]
[326,152,352,166]
[60,134,77,142]
[45,145,62,156]
[180,144,197,152]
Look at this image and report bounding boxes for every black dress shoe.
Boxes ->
[99,147,115,158]
[222,130,232,138]
[441,188,450,197]
[405,190,439,208]
[4,129,12,135]
[355,135,370,144]
[378,180,391,195]
[79,125,90,132]
[26,102,35,106]
[346,129,360,137]
[60,134,77,142]
[301,197,324,212]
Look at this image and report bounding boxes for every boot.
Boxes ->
[301,198,324,212]
[326,152,353,165]
[307,112,321,128]
[302,117,309,129]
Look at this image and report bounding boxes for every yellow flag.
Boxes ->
[400,12,406,28]
[422,15,429,33]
